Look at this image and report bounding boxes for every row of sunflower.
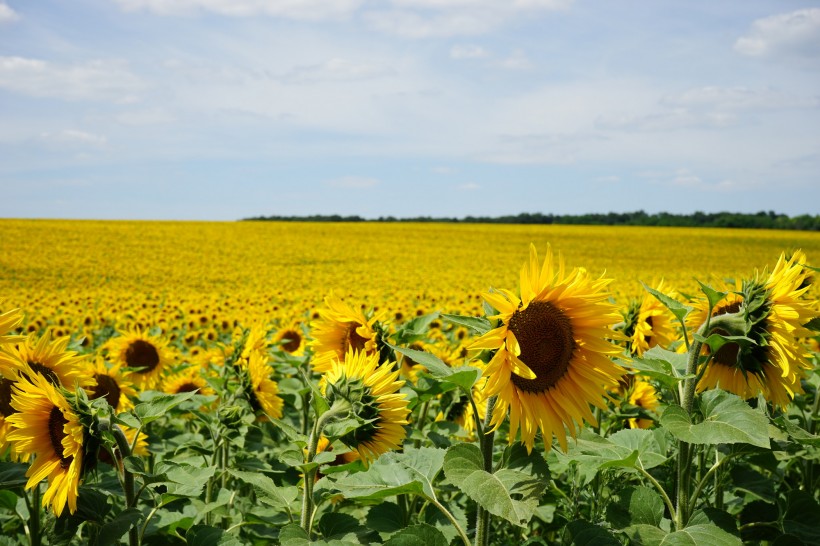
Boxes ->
[0,245,818,546]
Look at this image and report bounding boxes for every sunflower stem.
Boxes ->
[431,496,471,546]
[29,483,41,546]
[804,387,820,491]
[676,329,703,530]
[475,395,496,546]
[111,424,139,546]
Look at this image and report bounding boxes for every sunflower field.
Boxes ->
[1,219,819,546]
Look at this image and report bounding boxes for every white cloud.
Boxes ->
[432,166,455,173]
[115,0,364,20]
[496,49,533,70]
[0,56,143,101]
[450,44,488,59]
[40,129,108,147]
[0,2,20,23]
[458,182,480,190]
[735,8,820,59]
[661,86,818,110]
[644,168,738,192]
[115,108,176,126]
[281,58,392,84]
[326,176,380,188]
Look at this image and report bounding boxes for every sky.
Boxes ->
[0,0,819,220]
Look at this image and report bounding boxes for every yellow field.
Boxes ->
[2,219,818,341]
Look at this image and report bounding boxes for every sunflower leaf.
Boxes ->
[443,443,541,527]
[384,524,449,546]
[659,389,769,448]
[803,316,820,332]
[641,282,693,326]
[692,333,756,354]
[95,508,144,546]
[697,281,729,315]
[388,344,481,391]
[606,485,665,529]
[329,447,445,502]
[441,314,492,336]
[185,525,243,546]
[565,520,622,545]
[659,523,741,546]
[132,391,200,424]
[771,416,820,447]
[227,469,299,510]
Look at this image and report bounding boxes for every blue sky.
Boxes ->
[1,0,818,220]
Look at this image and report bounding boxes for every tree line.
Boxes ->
[243,210,820,231]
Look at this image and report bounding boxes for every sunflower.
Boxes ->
[309,294,379,375]
[239,323,270,363]
[86,358,136,413]
[162,366,214,396]
[107,329,172,390]
[322,350,410,465]
[0,331,93,390]
[247,351,284,420]
[627,281,678,356]
[626,379,660,429]
[6,371,84,516]
[274,321,306,356]
[695,251,816,408]
[0,374,28,460]
[469,245,625,452]
[0,303,23,344]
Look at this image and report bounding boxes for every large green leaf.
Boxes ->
[606,486,665,529]
[623,524,668,546]
[772,416,820,447]
[228,469,299,510]
[185,525,244,546]
[388,344,481,391]
[95,508,143,546]
[441,314,492,336]
[556,430,665,486]
[131,391,199,424]
[384,524,449,546]
[783,491,820,544]
[660,389,769,448]
[659,524,741,545]
[330,447,445,501]
[642,283,693,326]
[565,520,621,545]
[442,443,542,527]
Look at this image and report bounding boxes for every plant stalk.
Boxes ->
[30,484,41,546]
[475,395,497,546]
[112,425,139,546]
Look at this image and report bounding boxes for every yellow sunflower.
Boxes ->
[470,245,625,452]
[162,366,214,396]
[0,374,28,460]
[629,281,678,356]
[0,303,23,344]
[322,350,410,465]
[239,323,270,363]
[273,321,306,356]
[0,331,93,390]
[309,294,379,375]
[626,379,660,429]
[6,371,84,516]
[86,358,136,413]
[247,351,284,420]
[107,329,172,390]
[695,251,816,408]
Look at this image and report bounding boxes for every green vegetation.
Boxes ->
[244,210,820,230]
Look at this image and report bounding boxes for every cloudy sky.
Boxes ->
[1,1,818,220]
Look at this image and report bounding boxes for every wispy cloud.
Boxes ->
[326,176,380,188]
[279,58,392,84]
[40,129,108,147]
[114,0,364,20]
[0,2,20,23]
[450,44,488,59]
[735,8,820,59]
[0,56,143,102]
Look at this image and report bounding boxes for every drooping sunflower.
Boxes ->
[86,358,136,413]
[470,244,625,452]
[162,366,214,396]
[107,329,172,390]
[247,351,284,420]
[626,379,660,429]
[6,371,84,516]
[695,251,816,408]
[309,294,379,375]
[0,331,93,390]
[322,350,410,465]
[626,281,678,356]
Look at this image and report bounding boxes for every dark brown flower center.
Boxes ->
[280,330,302,353]
[91,373,122,409]
[0,378,16,417]
[508,301,576,393]
[174,382,199,393]
[28,361,60,386]
[341,322,368,355]
[48,406,72,468]
[125,339,160,373]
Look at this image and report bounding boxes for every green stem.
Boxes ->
[30,483,41,546]
[431,497,471,546]
[112,425,139,546]
[637,466,675,523]
[688,450,737,515]
[676,333,703,530]
[805,386,820,491]
[475,395,497,546]
[300,420,320,534]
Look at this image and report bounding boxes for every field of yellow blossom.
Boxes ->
[0,219,819,546]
